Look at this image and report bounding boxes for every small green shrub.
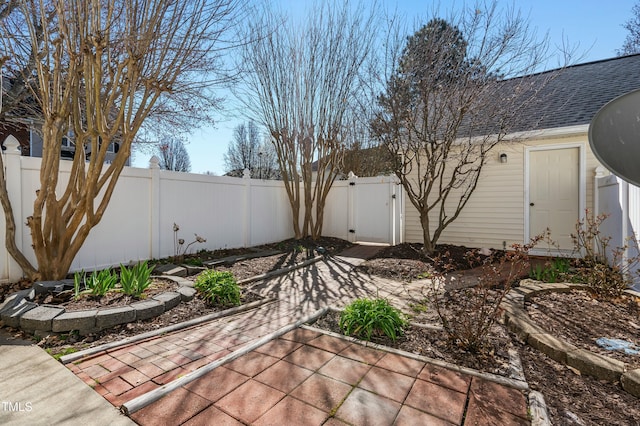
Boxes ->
[85,268,118,296]
[339,298,407,341]
[119,261,153,297]
[194,270,241,306]
[73,270,84,300]
[529,257,571,283]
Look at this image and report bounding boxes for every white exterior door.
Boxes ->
[528,147,580,251]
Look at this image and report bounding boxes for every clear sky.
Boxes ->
[132,0,634,174]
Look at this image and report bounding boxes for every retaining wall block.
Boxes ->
[95,306,135,329]
[177,286,197,302]
[566,348,625,382]
[0,299,37,328]
[130,299,165,321]
[527,332,578,364]
[152,292,181,310]
[20,305,65,332]
[621,369,640,398]
[52,310,98,333]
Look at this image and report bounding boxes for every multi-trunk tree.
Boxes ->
[0,0,243,280]
[239,1,376,239]
[372,2,557,255]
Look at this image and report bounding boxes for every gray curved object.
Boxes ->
[589,88,640,186]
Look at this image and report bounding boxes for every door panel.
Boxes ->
[529,148,579,250]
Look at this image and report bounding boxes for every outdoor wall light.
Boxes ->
[499,152,508,163]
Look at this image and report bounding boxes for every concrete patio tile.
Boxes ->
[224,351,280,377]
[281,328,323,343]
[335,388,401,426]
[166,352,194,365]
[130,360,166,379]
[138,343,167,354]
[120,369,151,387]
[130,347,158,359]
[131,387,211,426]
[358,365,415,403]
[182,405,244,426]
[110,350,142,365]
[83,363,110,379]
[469,377,528,420]
[318,355,371,385]
[405,379,466,424]
[184,367,249,402]
[338,344,386,364]
[375,352,425,378]
[215,379,286,424]
[307,334,352,353]
[290,373,352,412]
[116,380,161,405]
[464,393,529,426]
[254,395,328,426]
[150,356,180,371]
[153,366,189,384]
[254,338,303,358]
[183,356,214,372]
[101,376,134,396]
[98,365,135,383]
[394,405,455,426]
[98,356,129,373]
[76,353,113,369]
[254,360,314,393]
[283,345,335,371]
[419,364,472,394]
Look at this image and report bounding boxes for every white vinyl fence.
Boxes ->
[595,167,640,290]
[0,136,402,282]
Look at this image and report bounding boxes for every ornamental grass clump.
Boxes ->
[339,298,407,341]
[194,270,241,306]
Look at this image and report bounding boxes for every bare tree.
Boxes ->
[239,1,376,238]
[0,0,244,280]
[157,137,191,172]
[372,2,554,255]
[224,121,278,179]
[619,2,640,55]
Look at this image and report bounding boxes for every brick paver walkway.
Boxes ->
[67,244,532,425]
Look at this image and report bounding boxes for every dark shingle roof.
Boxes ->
[507,54,640,133]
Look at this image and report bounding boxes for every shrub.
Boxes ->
[339,298,407,341]
[119,261,153,297]
[194,270,241,306]
[85,268,118,297]
[431,241,535,353]
[570,212,638,297]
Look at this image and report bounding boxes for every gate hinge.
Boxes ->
[349,229,355,233]
[349,182,355,186]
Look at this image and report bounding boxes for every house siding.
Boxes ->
[404,131,607,249]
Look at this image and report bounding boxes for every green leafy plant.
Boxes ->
[73,270,85,300]
[85,268,118,296]
[194,270,241,306]
[529,257,570,283]
[339,298,407,341]
[119,261,153,297]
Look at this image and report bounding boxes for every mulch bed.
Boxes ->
[355,242,494,282]
[312,310,515,377]
[527,289,640,369]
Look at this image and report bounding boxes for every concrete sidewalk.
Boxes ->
[0,344,133,425]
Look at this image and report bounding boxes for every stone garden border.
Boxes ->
[0,275,195,336]
[501,279,640,398]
